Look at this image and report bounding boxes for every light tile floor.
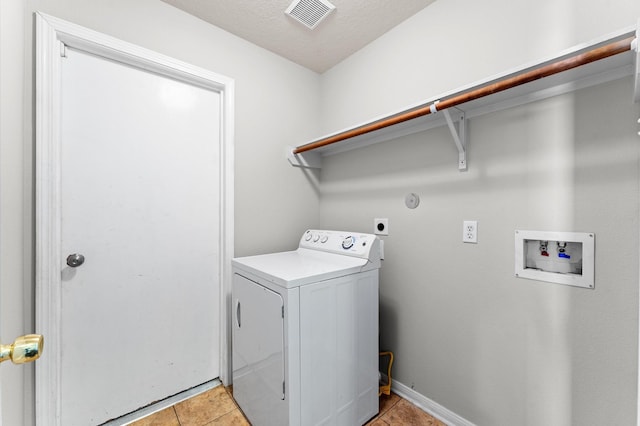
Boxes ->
[129,386,447,426]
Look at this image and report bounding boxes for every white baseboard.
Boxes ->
[391,380,476,426]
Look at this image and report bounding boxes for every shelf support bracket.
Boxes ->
[633,20,639,103]
[441,107,467,171]
[286,146,322,169]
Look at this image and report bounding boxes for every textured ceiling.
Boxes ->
[161,0,437,73]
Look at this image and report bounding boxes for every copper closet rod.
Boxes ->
[293,36,635,155]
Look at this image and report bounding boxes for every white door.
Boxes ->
[57,46,221,425]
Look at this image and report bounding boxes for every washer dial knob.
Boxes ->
[342,236,355,250]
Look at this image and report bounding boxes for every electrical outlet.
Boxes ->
[374,218,389,235]
[463,220,478,243]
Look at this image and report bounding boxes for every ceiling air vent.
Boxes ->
[285,0,336,30]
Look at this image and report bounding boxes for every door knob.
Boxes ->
[66,253,85,267]
[0,334,44,364]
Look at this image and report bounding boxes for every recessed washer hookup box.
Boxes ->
[515,230,595,289]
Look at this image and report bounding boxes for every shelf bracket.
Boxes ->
[286,146,322,168]
[633,20,640,103]
[441,107,468,171]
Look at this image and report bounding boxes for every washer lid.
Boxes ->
[232,248,370,288]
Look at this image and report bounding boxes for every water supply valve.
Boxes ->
[539,241,549,257]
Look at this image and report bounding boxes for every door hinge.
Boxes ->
[282,381,286,400]
[281,305,284,318]
[60,42,67,58]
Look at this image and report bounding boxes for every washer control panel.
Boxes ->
[300,229,379,259]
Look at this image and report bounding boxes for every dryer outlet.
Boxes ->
[374,218,389,235]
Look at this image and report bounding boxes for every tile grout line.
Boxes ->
[172,406,182,426]
[383,396,401,414]
[377,404,398,425]
[376,395,401,419]
[205,389,238,424]
[363,395,396,425]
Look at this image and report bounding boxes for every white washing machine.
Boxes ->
[232,229,382,426]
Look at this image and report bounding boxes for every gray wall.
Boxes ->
[319,79,639,425]
[319,0,640,133]
[315,0,640,424]
[0,0,320,424]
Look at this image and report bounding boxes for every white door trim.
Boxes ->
[34,12,234,425]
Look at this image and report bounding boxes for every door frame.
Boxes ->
[34,12,234,425]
